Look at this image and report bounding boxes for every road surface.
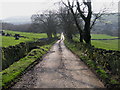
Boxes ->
[13,33,104,88]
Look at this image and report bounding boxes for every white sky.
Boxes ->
[0,0,119,19]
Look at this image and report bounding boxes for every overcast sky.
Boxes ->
[0,0,119,19]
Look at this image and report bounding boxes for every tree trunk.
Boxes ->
[66,32,73,40]
[83,21,91,44]
[79,32,83,42]
[53,32,57,38]
[64,28,72,40]
[47,33,52,39]
[84,31,91,44]
[76,1,92,44]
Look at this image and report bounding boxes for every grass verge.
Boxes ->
[1,41,56,89]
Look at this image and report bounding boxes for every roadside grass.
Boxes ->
[1,30,47,47]
[2,42,55,89]
[73,34,119,51]
[64,39,120,88]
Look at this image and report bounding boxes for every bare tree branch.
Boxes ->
[90,9,106,30]
[61,0,69,7]
[67,0,83,35]
[76,1,86,21]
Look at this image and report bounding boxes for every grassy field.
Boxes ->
[91,34,118,39]
[4,30,47,39]
[73,34,119,51]
[1,30,47,47]
[91,40,119,51]
[1,36,31,47]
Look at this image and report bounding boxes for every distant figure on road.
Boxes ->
[61,32,64,41]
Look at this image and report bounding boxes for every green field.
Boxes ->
[73,34,119,51]
[1,30,47,47]
[91,34,118,39]
[91,39,119,50]
[4,30,47,39]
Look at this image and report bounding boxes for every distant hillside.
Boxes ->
[1,13,119,36]
[2,16,31,25]
[92,13,119,36]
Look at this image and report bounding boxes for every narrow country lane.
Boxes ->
[13,33,104,88]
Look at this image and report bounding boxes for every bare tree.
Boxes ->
[31,11,58,39]
[58,7,78,40]
[62,0,105,44]
[62,0,84,42]
[75,0,92,44]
